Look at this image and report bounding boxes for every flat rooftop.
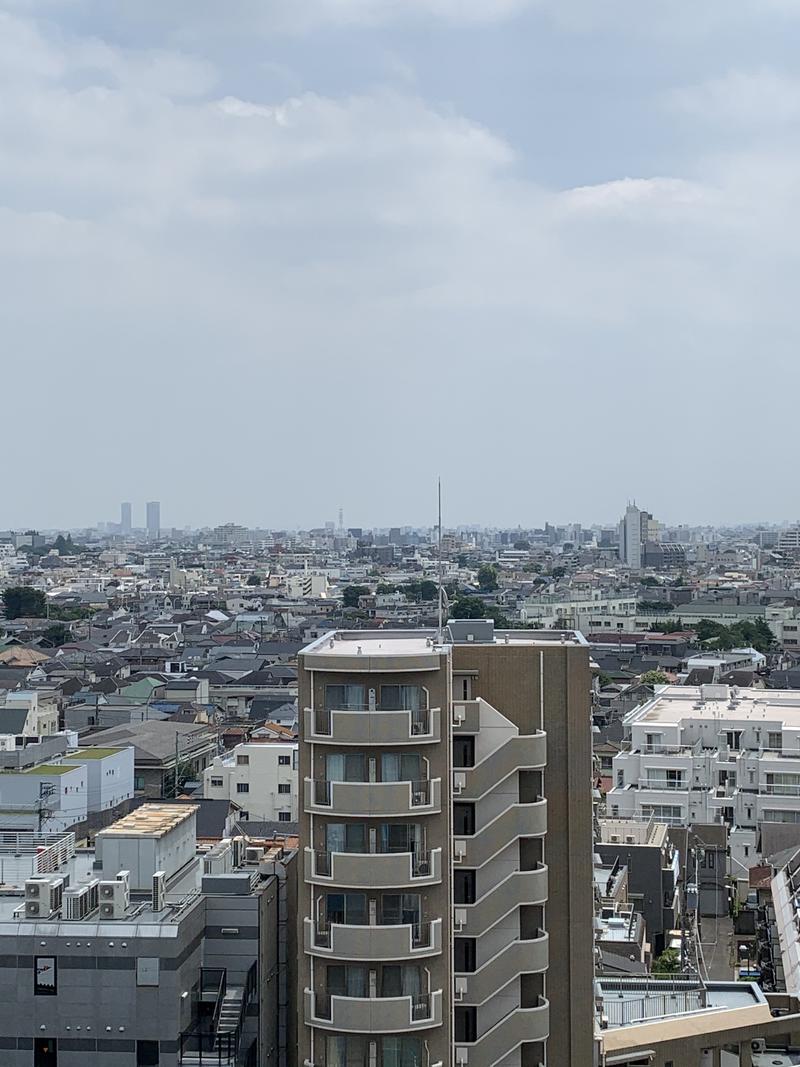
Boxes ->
[96,803,198,838]
[628,685,800,728]
[302,626,587,660]
[597,818,669,848]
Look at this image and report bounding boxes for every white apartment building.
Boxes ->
[519,591,637,630]
[204,739,298,823]
[1,690,59,736]
[608,684,800,876]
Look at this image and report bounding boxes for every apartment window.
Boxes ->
[236,754,249,766]
[278,783,291,794]
[454,1006,477,1043]
[454,938,476,973]
[134,775,145,791]
[453,736,475,768]
[137,1040,160,1066]
[453,803,475,836]
[325,684,365,710]
[764,810,800,823]
[210,777,223,788]
[768,732,783,750]
[236,783,250,794]
[34,956,57,996]
[453,869,476,905]
[278,755,291,766]
[278,811,291,822]
[380,685,422,711]
[725,731,742,750]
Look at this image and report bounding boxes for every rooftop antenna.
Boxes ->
[437,478,444,643]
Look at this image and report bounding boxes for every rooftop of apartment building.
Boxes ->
[597,817,670,848]
[627,684,800,728]
[596,976,771,1045]
[301,620,589,659]
[0,803,294,927]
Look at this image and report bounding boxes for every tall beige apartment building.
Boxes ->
[297,621,593,1067]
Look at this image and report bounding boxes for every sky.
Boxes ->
[2,0,799,531]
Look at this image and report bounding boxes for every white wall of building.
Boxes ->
[204,740,298,823]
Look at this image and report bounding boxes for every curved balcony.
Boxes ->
[458,932,548,1006]
[304,778,442,817]
[457,865,548,938]
[304,917,443,960]
[455,801,547,868]
[459,733,546,800]
[304,707,441,746]
[305,847,442,888]
[304,988,443,1033]
[455,998,549,1065]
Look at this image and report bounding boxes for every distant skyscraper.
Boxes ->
[120,502,132,535]
[618,502,659,569]
[146,501,160,540]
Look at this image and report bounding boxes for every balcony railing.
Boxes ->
[763,783,800,796]
[305,988,443,1032]
[636,778,687,791]
[306,847,442,888]
[305,778,441,815]
[305,707,439,745]
[308,917,440,956]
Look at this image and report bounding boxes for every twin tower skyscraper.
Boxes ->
[120,501,160,538]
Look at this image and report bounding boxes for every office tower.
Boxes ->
[146,500,160,540]
[618,502,659,569]
[297,620,593,1067]
[120,501,132,535]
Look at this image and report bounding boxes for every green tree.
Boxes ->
[638,600,674,613]
[652,947,680,975]
[641,669,669,686]
[376,583,398,595]
[550,566,566,580]
[342,585,369,608]
[246,574,262,586]
[640,575,660,587]
[52,534,74,554]
[1,586,46,619]
[477,565,499,592]
[450,596,486,619]
[40,623,73,648]
[513,540,530,550]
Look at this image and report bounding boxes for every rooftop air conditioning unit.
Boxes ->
[231,836,246,867]
[751,1039,766,1053]
[81,878,100,914]
[152,871,166,913]
[116,870,130,893]
[98,879,129,919]
[25,879,62,918]
[63,885,91,921]
[245,847,264,865]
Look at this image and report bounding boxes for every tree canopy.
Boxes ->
[450,596,510,628]
[640,669,670,686]
[695,618,773,653]
[342,585,369,608]
[2,586,46,619]
[477,565,499,592]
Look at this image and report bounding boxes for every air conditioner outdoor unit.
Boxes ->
[63,885,91,921]
[152,871,166,913]
[81,878,100,914]
[25,879,62,917]
[115,870,130,893]
[245,847,264,864]
[98,880,129,919]
[751,1039,767,1053]
[232,836,245,867]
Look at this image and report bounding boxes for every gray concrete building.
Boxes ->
[296,622,594,1067]
[0,803,296,1067]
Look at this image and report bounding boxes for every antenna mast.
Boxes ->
[437,478,443,642]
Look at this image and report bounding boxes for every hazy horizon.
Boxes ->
[2,1,798,528]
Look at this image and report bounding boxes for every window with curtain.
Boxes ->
[381,893,421,926]
[379,823,423,854]
[327,964,367,998]
[380,685,422,711]
[326,1036,366,1067]
[326,753,367,782]
[326,893,368,926]
[326,823,367,854]
[381,753,423,782]
[381,965,422,997]
[325,685,365,710]
[381,1037,423,1067]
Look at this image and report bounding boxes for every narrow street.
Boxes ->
[699,915,736,981]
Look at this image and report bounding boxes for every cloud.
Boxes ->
[2,6,800,526]
[669,69,800,126]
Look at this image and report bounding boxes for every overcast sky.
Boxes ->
[2,1,798,531]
